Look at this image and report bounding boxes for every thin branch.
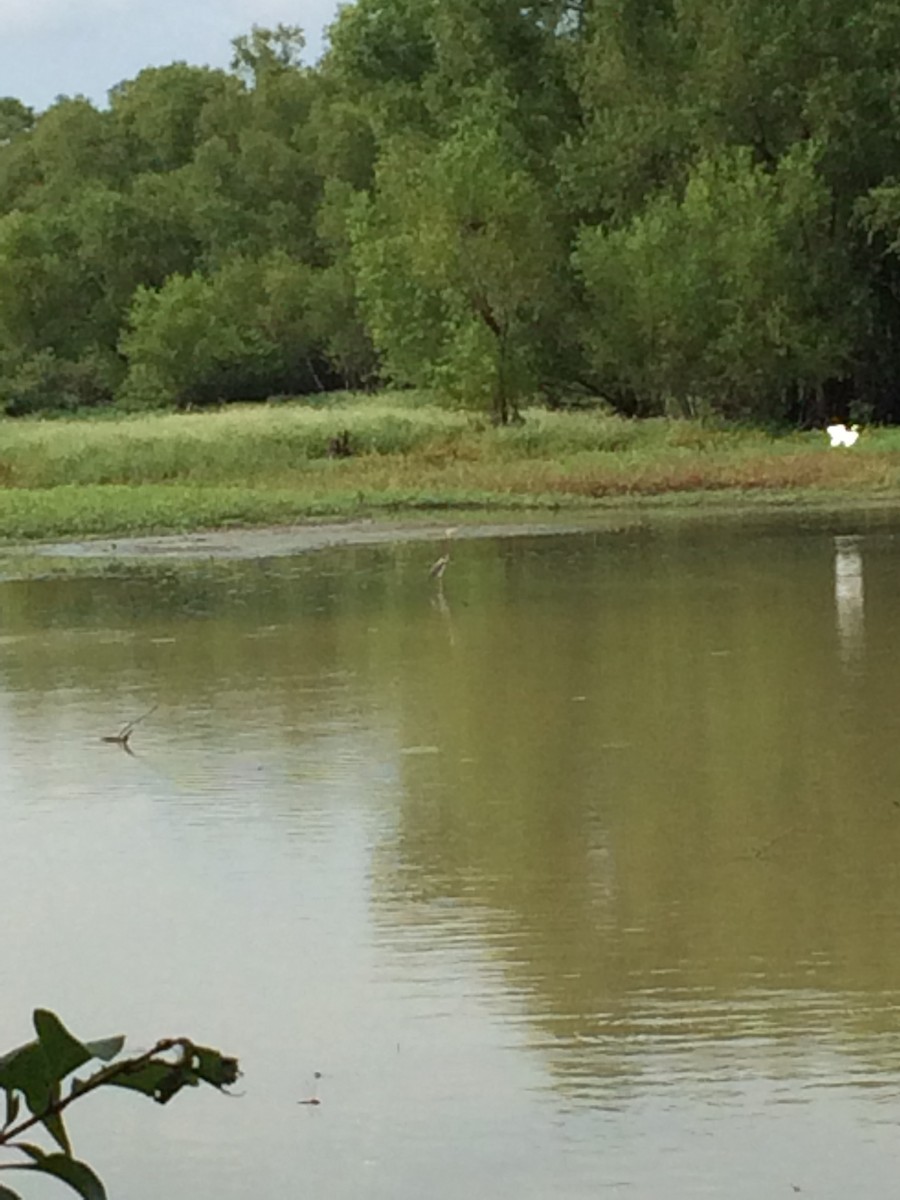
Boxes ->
[0,1039,190,1147]
[101,703,158,749]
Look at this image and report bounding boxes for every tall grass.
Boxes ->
[0,399,474,488]
[0,400,809,487]
[0,394,897,540]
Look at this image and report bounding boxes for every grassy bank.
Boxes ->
[1,394,900,540]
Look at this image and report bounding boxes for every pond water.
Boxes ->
[3,513,900,1198]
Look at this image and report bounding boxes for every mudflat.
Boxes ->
[27,516,607,561]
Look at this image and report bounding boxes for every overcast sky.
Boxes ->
[0,0,342,111]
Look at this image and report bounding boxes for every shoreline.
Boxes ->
[1,400,899,549]
[10,490,900,567]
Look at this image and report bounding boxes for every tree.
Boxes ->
[119,255,328,408]
[0,100,34,146]
[324,0,585,411]
[0,1009,236,1200]
[575,145,858,419]
[0,208,88,362]
[109,64,236,175]
[27,99,128,201]
[352,105,564,421]
[308,180,379,388]
[565,0,900,417]
[230,24,307,88]
[323,0,577,150]
[0,177,202,413]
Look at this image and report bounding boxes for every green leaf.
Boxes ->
[0,1183,24,1200]
[105,1061,192,1104]
[12,1144,45,1162]
[33,1011,92,1083]
[154,1066,198,1105]
[41,1109,72,1156]
[13,1155,106,1200]
[0,1043,27,1076]
[0,1042,51,1115]
[3,1088,19,1128]
[190,1047,240,1090]
[82,1037,124,1063]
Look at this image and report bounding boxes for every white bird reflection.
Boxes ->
[834,535,864,663]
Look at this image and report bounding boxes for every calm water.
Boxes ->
[3,515,900,1198]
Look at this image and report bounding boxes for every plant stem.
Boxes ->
[0,1039,192,1148]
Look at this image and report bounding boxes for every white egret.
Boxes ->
[826,423,860,448]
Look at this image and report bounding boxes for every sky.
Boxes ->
[0,0,343,111]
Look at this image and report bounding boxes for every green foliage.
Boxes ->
[2,2,900,420]
[0,1009,237,1200]
[0,176,197,401]
[230,24,307,87]
[119,254,328,408]
[326,0,437,96]
[0,399,474,490]
[0,350,115,417]
[575,146,857,419]
[0,400,893,541]
[859,180,900,254]
[109,65,236,174]
[27,100,128,201]
[0,100,34,144]
[352,107,565,421]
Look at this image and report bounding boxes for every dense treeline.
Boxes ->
[2,1,900,424]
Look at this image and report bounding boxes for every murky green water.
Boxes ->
[3,514,900,1198]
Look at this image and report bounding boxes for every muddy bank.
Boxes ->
[12,495,900,569]
[27,516,611,561]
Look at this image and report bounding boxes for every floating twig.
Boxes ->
[101,703,158,751]
[733,825,803,862]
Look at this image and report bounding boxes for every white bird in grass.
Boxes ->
[826,423,860,448]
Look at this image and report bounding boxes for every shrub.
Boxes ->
[0,350,115,416]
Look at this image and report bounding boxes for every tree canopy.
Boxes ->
[2,4,900,423]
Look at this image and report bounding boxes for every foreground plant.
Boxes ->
[0,1009,238,1200]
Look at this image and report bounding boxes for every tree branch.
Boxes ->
[0,1039,191,1147]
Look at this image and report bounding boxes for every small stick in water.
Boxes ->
[101,703,158,750]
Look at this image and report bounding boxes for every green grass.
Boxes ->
[0,396,474,487]
[1,393,899,540]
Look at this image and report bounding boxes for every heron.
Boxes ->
[429,552,450,580]
[428,527,458,580]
